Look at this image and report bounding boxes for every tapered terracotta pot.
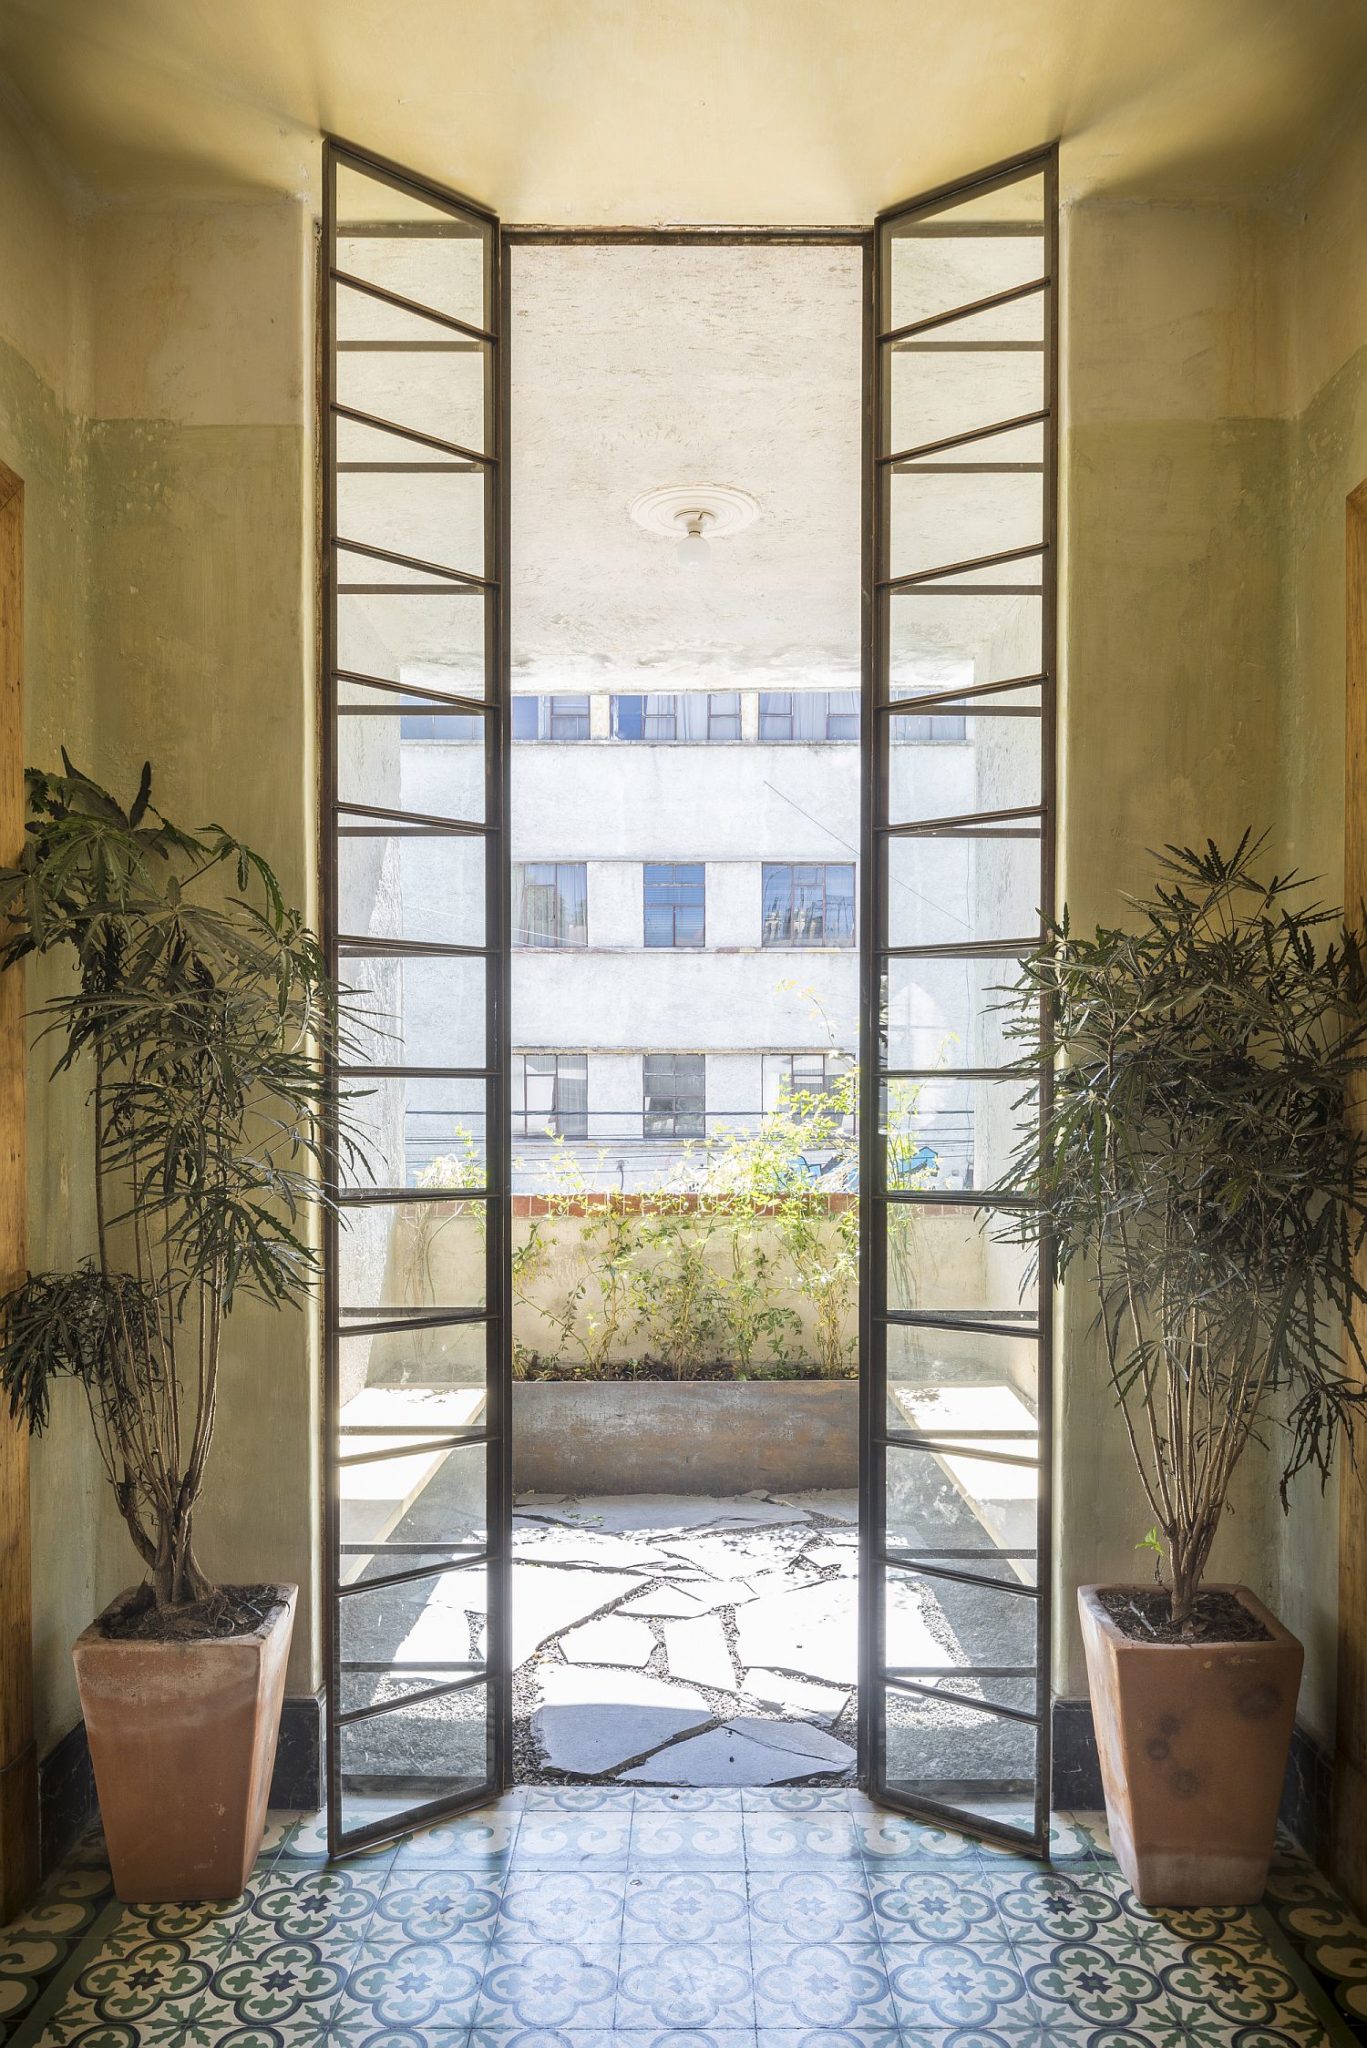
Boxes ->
[73,1584,296,1903]
[1078,1583,1301,1907]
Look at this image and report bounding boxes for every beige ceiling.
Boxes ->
[1,0,1365,218]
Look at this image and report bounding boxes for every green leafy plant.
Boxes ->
[998,833,1367,1627]
[0,759,364,1611]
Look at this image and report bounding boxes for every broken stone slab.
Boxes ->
[732,1578,858,1689]
[560,1614,657,1668]
[621,1715,855,1786]
[531,1664,712,1775]
[514,1522,657,1570]
[663,1613,735,1692]
[740,1666,849,1724]
[773,1489,859,1523]
[618,1579,757,1619]
[521,1495,804,1533]
[511,1565,645,1667]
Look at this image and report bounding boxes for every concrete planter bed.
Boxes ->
[511,1379,858,1495]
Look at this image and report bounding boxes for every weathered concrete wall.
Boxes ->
[512,1380,857,1494]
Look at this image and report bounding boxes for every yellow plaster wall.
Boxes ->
[0,97,133,1757]
[81,195,322,1699]
[1052,187,1292,1703]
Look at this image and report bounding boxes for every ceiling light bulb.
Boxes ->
[675,509,714,574]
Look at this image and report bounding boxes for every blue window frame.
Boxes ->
[644,863,705,947]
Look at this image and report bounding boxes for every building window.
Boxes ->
[514,1053,588,1140]
[613,692,741,740]
[644,862,705,947]
[762,863,856,946]
[764,1052,854,1118]
[514,862,588,947]
[890,713,967,742]
[643,1053,705,1138]
[512,694,591,741]
[399,710,485,740]
[758,690,860,742]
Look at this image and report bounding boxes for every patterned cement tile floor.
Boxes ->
[3,1792,1366,2048]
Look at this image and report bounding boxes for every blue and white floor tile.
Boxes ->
[1,1793,1363,2047]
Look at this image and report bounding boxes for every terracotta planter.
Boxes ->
[1078,1583,1302,1906]
[73,1584,296,1902]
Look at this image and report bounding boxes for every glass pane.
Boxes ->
[338,1320,489,1392]
[337,460,487,584]
[882,173,1046,332]
[336,163,491,328]
[336,309,489,452]
[337,588,491,699]
[337,1681,491,1833]
[887,590,1041,702]
[336,404,489,474]
[337,717,487,825]
[884,833,1043,951]
[886,701,1040,829]
[884,1433,1038,1593]
[882,1074,1034,1195]
[346,954,486,1070]
[341,1076,489,1191]
[883,1686,1038,1826]
[883,1208,1034,1319]
[884,1566,1037,1719]
[888,329,1043,463]
[337,1201,488,1315]
[883,954,1034,1071]
[886,1321,1038,1396]
[339,830,485,948]
[889,469,1043,589]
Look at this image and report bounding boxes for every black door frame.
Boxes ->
[320,160,1057,1850]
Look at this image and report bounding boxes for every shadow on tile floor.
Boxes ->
[2,1794,1364,2047]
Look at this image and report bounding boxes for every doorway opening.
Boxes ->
[504,236,864,1786]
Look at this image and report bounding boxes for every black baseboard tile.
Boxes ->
[1050,1695,1334,1868]
[1051,1696,1105,1810]
[37,1719,98,1879]
[271,1692,324,1811]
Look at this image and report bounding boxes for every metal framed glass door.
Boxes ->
[860,146,1057,1853]
[322,136,510,1854]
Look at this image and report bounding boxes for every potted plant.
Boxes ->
[1002,835,1367,1905]
[0,760,361,1902]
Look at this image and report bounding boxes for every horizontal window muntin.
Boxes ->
[336,671,494,715]
[878,673,1045,717]
[882,1306,1037,1334]
[877,1673,1040,1728]
[879,541,1045,597]
[879,407,1049,470]
[338,1430,490,1471]
[336,801,492,836]
[884,1430,1036,1469]
[878,937,1037,963]
[879,274,1049,349]
[330,264,496,347]
[878,1186,1030,1209]
[879,808,1043,838]
[334,1182,490,1206]
[334,536,492,592]
[332,400,496,469]
[335,1669,488,1729]
[879,1547,1041,1600]
[336,1305,493,1336]
[337,934,487,960]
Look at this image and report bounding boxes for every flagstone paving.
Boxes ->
[3,1794,1364,2047]
[513,1492,861,1783]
